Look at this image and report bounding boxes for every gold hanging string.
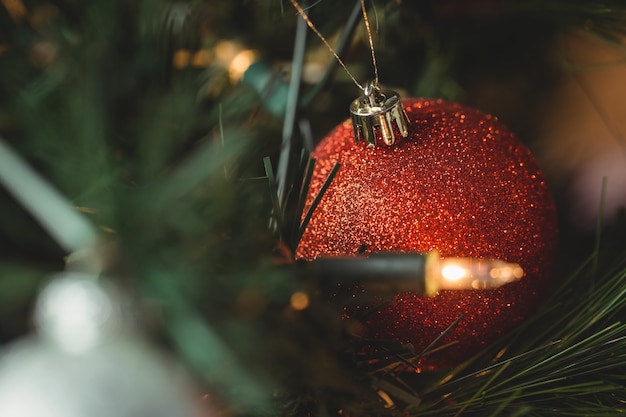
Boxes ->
[359,0,379,87]
[288,0,364,90]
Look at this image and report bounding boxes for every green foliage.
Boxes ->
[415,253,626,416]
[2,1,626,416]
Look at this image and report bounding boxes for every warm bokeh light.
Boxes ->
[172,49,191,69]
[229,49,257,82]
[214,40,238,65]
[2,0,27,21]
[192,49,212,67]
[289,291,310,311]
[173,40,256,80]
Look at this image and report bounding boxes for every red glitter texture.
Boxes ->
[296,98,558,369]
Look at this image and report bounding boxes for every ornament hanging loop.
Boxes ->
[350,81,409,147]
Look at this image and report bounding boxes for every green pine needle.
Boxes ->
[264,155,285,233]
[289,155,316,249]
[297,162,341,243]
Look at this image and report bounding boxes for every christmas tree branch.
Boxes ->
[0,138,98,254]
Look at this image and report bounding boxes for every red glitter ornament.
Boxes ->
[296,96,558,370]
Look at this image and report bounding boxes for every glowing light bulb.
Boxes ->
[310,251,523,297]
[426,252,524,295]
[440,264,468,281]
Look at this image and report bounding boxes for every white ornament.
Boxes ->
[0,272,198,417]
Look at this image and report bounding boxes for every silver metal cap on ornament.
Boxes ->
[350,81,409,147]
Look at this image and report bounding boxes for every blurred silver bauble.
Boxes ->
[0,272,198,417]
